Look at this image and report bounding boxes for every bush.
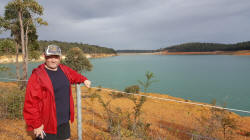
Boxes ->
[89,88,150,139]
[85,72,155,139]
[63,47,93,73]
[0,39,15,55]
[29,50,41,60]
[111,84,140,98]
[0,65,9,72]
[124,85,140,94]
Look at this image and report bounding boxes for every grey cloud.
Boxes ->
[40,0,158,21]
[1,0,250,49]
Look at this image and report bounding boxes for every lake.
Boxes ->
[1,54,250,116]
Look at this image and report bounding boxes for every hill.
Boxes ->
[38,40,117,54]
[159,41,250,52]
[0,38,117,56]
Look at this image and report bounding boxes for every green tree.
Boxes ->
[63,47,93,73]
[123,72,157,137]
[0,16,22,81]
[83,71,155,139]
[0,39,15,55]
[91,85,150,138]
[1,0,47,88]
[38,40,117,55]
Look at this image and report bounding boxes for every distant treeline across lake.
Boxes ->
[117,41,250,53]
[161,41,250,52]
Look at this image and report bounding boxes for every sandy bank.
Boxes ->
[117,52,158,55]
[0,53,117,63]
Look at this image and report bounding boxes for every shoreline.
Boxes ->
[2,50,250,63]
[117,52,157,56]
[0,53,117,64]
[157,50,250,55]
[105,50,250,56]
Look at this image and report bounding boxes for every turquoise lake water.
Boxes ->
[1,55,250,116]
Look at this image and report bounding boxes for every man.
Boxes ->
[23,45,91,140]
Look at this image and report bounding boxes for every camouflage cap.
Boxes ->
[45,44,62,56]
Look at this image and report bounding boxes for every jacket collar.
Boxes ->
[36,63,55,95]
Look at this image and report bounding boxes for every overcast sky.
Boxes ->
[1,0,250,50]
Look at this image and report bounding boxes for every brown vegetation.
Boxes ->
[0,82,249,140]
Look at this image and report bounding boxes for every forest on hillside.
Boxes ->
[160,41,250,52]
[0,38,117,55]
[38,40,116,54]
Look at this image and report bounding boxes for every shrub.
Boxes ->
[0,39,15,55]
[124,85,140,94]
[88,87,150,139]
[85,72,155,139]
[63,47,93,73]
[0,65,9,72]
[29,50,41,60]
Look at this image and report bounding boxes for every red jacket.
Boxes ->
[23,64,88,134]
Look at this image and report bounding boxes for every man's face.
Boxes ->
[45,55,60,70]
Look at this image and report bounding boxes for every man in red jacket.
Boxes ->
[23,45,91,140]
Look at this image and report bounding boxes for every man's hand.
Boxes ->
[84,80,91,88]
[34,124,44,139]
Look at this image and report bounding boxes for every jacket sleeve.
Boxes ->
[23,72,43,130]
[63,65,88,84]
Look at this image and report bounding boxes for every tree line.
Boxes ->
[160,41,250,52]
[38,40,116,54]
[0,38,117,55]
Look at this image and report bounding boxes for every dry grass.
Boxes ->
[0,82,249,140]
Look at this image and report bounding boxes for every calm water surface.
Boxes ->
[1,55,250,116]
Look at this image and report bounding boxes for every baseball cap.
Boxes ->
[45,45,62,56]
